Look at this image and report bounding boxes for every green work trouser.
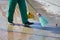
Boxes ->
[8,0,28,24]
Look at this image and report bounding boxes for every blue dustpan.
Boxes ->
[39,16,48,27]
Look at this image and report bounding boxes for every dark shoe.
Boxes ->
[24,22,33,28]
[24,24,32,28]
[24,22,34,25]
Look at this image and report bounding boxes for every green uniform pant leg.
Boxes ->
[8,0,17,23]
[18,0,28,24]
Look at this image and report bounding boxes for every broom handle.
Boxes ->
[26,0,40,21]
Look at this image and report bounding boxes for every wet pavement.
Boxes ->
[0,0,60,40]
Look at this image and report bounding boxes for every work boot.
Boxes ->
[24,22,34,25]
[24,22,34,28]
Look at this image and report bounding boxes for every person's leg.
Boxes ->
[8,0,17,23]
[18,0,33,25]
[18,0,28,24]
